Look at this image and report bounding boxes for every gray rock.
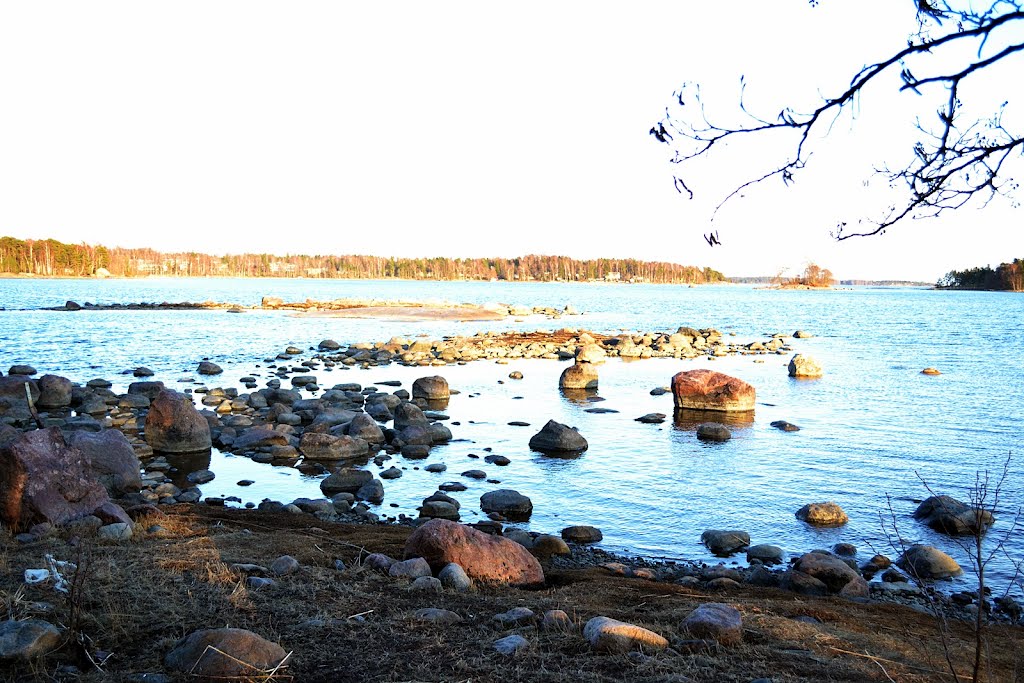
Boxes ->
[913,495,994,536]
[701,529,750,556]
[355,478,385,504]
[97,522,133,541]
[480,489,533,521]
[270,555,300,576]
[197,361,223,376]
[379,466,402,480]
[187,469,215,484]
[696,422,732,442]
[561,525,603,543]
[679,603,743,645]
[412,376,450,400]
[412,608,462,624]
[0,619,62,660]
[438,563,472,591]
[746,544,784,565]
[528,420,588,454]
[494,634,529,656]
[320,468,373,496]
[541,609,573,632]
[411,576,443,592]
[389,557,432,579]
[36,375,72,409]
[493,607,535,627]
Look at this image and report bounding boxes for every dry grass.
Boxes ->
[0,505,1021,682]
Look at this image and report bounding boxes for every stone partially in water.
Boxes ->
[788,354,823,378]
[528,420,588,455]
[795,502,848,527]
[480,489,532,521]
[672,370,755,412]
[559,363,598,390]
[144,390,211,453]
[913,495,994,536]
[897,544,963,580]
[696,423,731,442]
[701,530,749,556]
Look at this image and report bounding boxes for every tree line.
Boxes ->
[0,236,726,284]
[937,259,1024,291]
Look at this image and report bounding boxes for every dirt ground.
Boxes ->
[2,506,1021,683]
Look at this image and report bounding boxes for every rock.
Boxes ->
[394,402,430,430]
[420,500,461,521]
[404,519,544,586]
[913,495,994,536]
[635,413,666,424]
[413,608,463,624]
[412,376,449,400]
[480,489,533,521]
[561,525,603,543]
[672,369,755,412]
[583,616,668,653]
[318,339,341,351]
[164,628,287,678]
[270,555,300,576]
[379,466,402,480]
[921,367,942,375]
[320,468,373,496]
[356,478,385,504]
[0,427,110,528]
[508,371,523,380]
[232,428,288,450]
[484,454,511,466]
[494,634,529,656]
[36,375,72,409]
[794,329,814,338]
[346,413,385,443]
[363,553,396,572]
[531,534,570,558]
[781,569,828,596]
[66,429,143,494]
[411,576,443,591]
[558,363,598,390]
[493,607,535,627]
[897,544,963,580]
[541,609,573,632]
[788,354,823,378]
[0,375,39,405]
[574,343,606,364]
[144,390,212,453]
[127,381,166,400]
[196,361,223,376]
[793,552,860,592]
[679,603,743,645]
[97,522,133,541]
[701,530,750,556]
[528,420,588,455]
[424,463,447,473]
[0,619,62,660]
[7,365,37,376]
[696,422,732,442]
[746,544,784,565]
[388,557,432,579]
[187,469,215,485]
[770,420,800,431]
[438,563,472,591]
[796,502,848,526]
[133,367,154,377]
[299,433,368,460]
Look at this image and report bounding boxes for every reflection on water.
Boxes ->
[162,450,212,488]
[672,408,756,430]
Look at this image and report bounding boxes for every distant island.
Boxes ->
[0,235,724,285]
[937,259,1024,291]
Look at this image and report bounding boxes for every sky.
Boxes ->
[1,1,1021,282]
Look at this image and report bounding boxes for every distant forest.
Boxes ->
[0,236,726,284]
[937,259,1024,291]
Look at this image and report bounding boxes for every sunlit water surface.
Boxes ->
[1,278,1022,595]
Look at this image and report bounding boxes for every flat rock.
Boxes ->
[561,525,603,543]
[412,608,463,624]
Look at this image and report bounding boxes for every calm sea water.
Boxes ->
[1,277,1022,595]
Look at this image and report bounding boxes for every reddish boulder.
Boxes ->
[164,628,287,678]
[671,369,755,412]
[0,427,110,529]
[404,519,544,587]
[144,390,212,453]
[67,429,142,494]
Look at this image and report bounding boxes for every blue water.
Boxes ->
[1,277,1022,596]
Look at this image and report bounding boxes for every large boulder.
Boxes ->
[298,433,368,460]
[788,354,823,378]
[897,544,963,580]
[164,628,287,678]
[36,375,73,409]
[0,427,110,528]
[127,381,166,400]
[412,376,449,400]
[528,420,588,455]
[558,363,599,390]
[480,489,533,521]
[144,390,211,453]
[795,502,848,527]
[0,375,39,404]
[66,429,142,494]
[393,402,429,430]
[574,343,606,364]
[671,369,755,412]
[913,495,994,536]
[679,603,743,646]
[701,530,750,556]
[404,518,544,587]
[346,413,385,443]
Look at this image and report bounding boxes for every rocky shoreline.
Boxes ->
[1,325,1021,680]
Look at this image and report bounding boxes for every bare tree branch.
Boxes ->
[653,1,1024,240]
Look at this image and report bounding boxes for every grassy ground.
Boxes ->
[2,505,1021,682]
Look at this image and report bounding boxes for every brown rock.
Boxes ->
[404,518,544,587]
[0,427,110,529]
[36,375,73,409]
[66,429,142,494]
[559,363,599,390]
[794,552,860,592]
[164,628,287,678]
[583,616,668,653]
[144,390,212,453]
[412,375,449,400]
[796,502,848,526]
[671,369,755,412]
[679,603,743,645]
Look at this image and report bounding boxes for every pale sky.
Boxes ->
[1,1,1021,282]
